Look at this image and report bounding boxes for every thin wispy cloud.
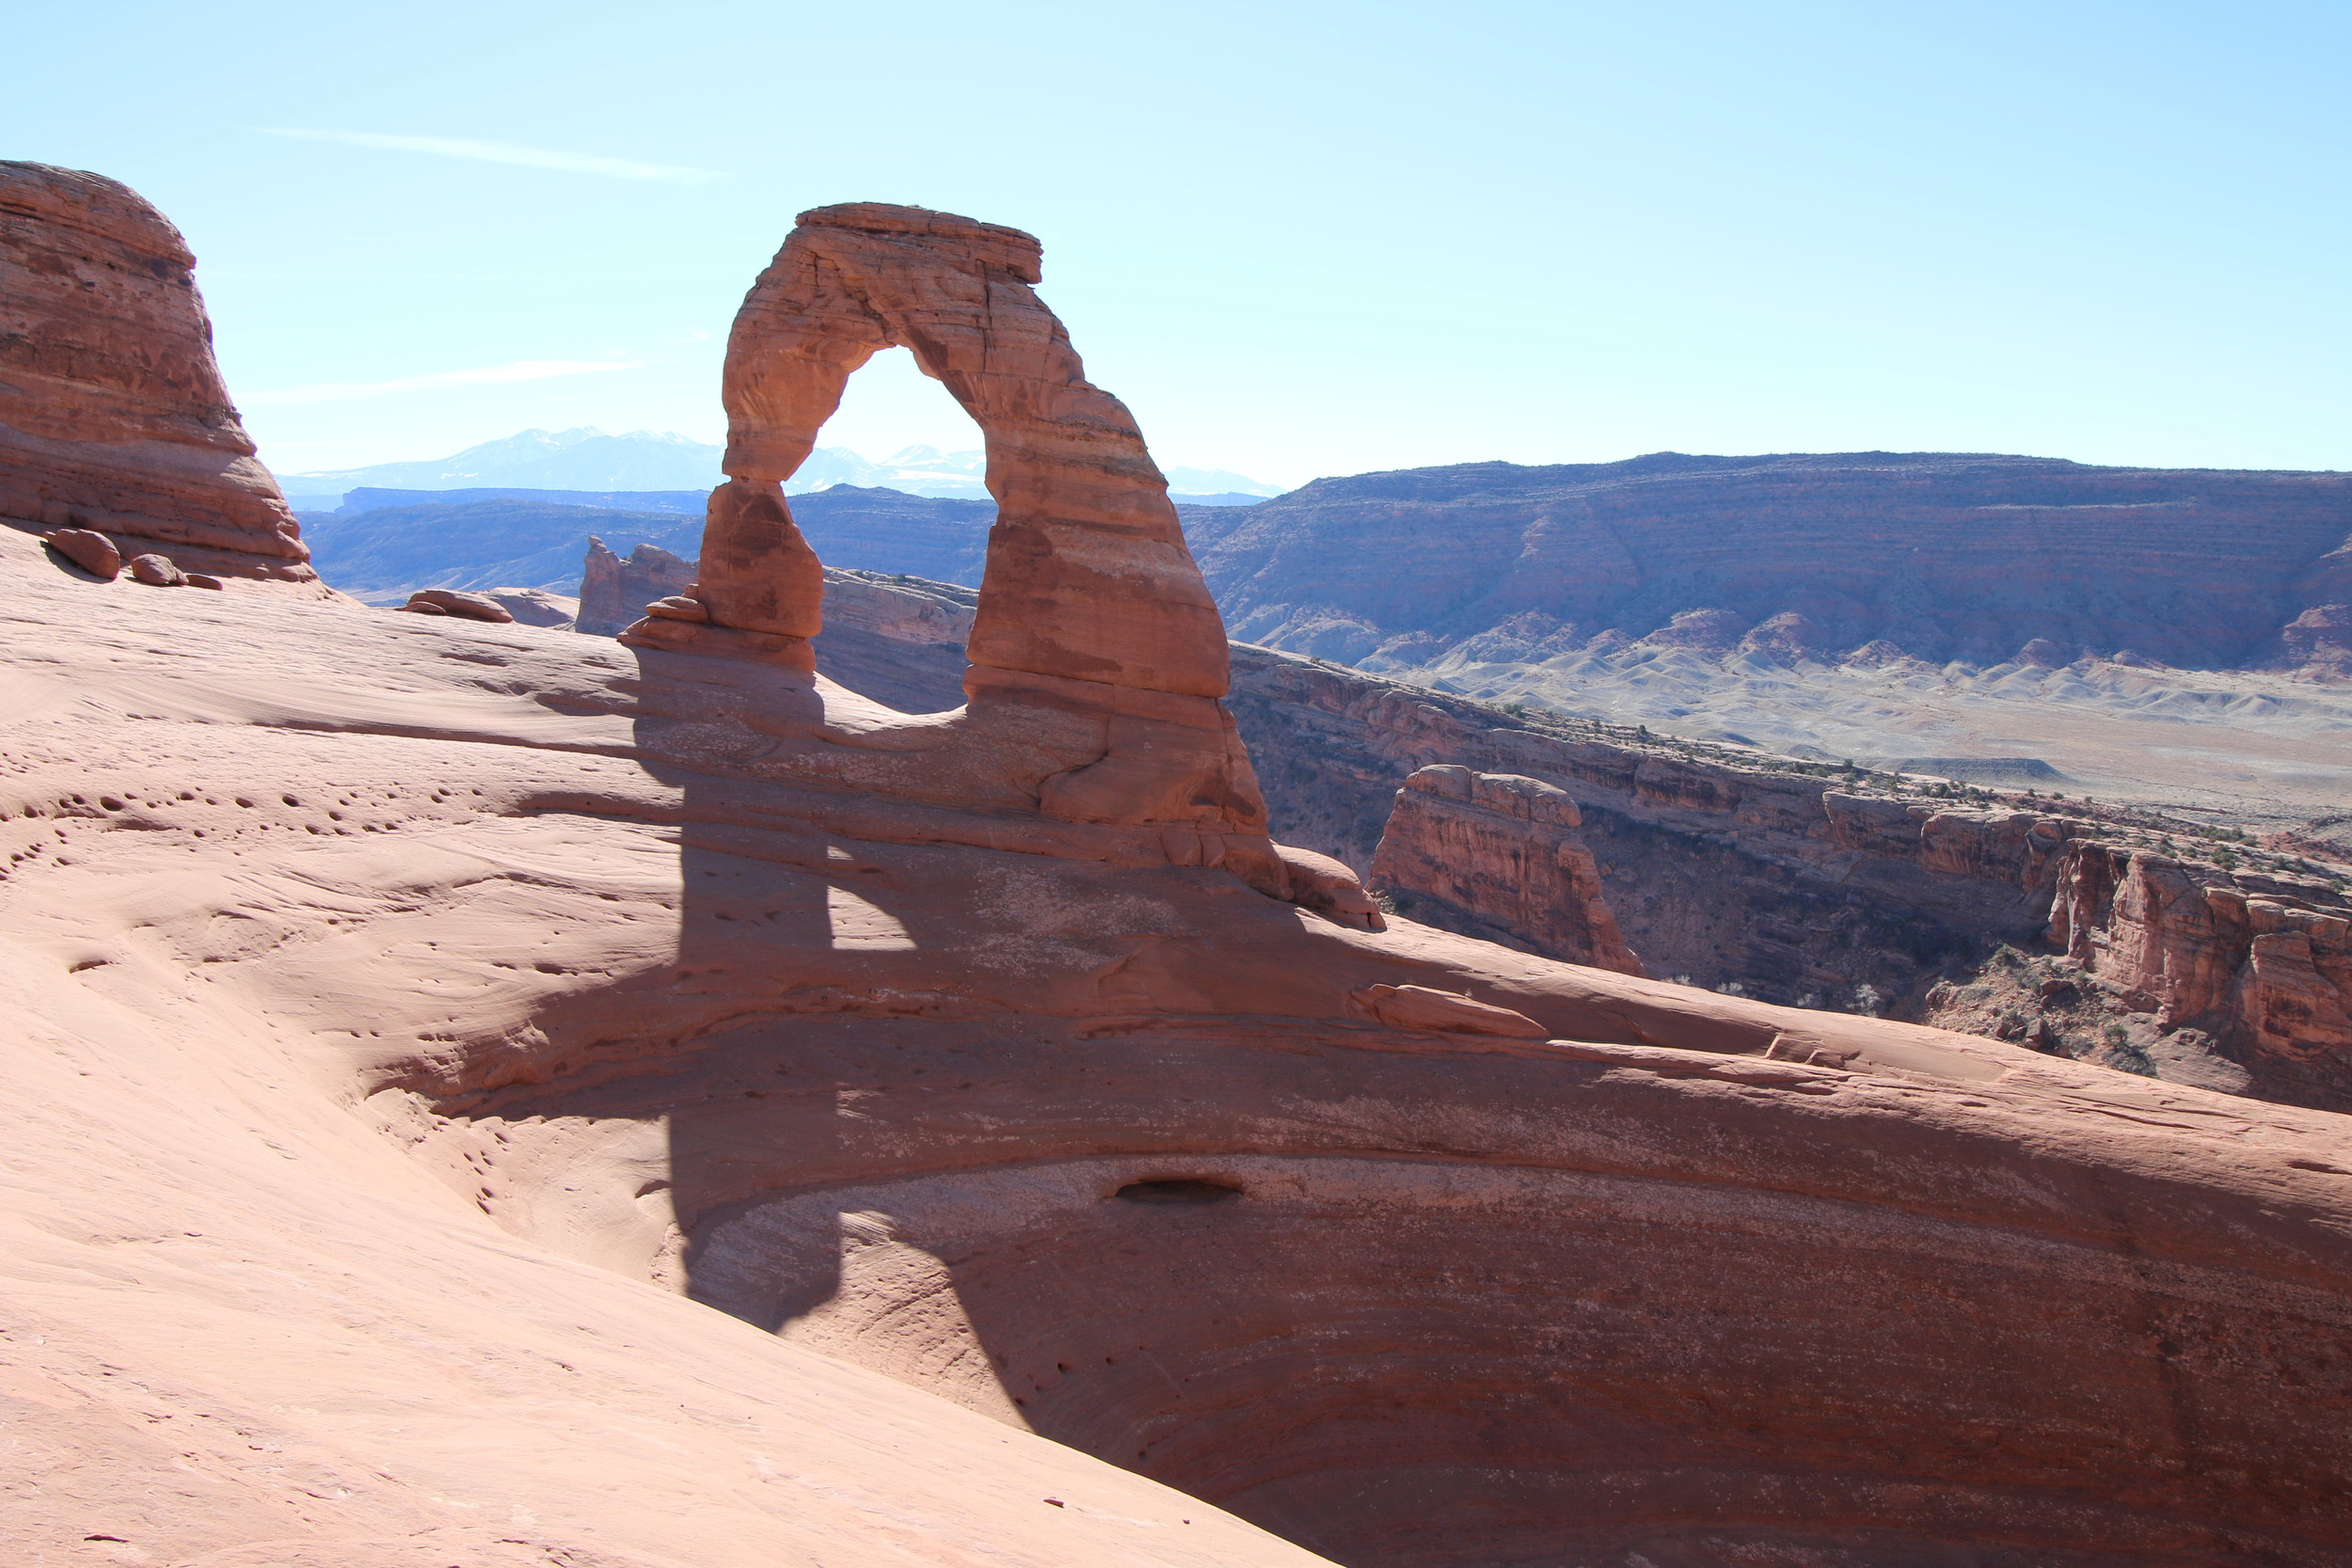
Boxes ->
[256,128,723,184]
[246,359,645,405]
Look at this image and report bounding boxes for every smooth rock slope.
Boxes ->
[6,185,2352,1567]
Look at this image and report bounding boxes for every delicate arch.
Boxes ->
[663,202,1229,703]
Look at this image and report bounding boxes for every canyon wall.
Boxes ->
[1368,764,1641,974]
[0,161,324,589]
[1228,643,2352,1108]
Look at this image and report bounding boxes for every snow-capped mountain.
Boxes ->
[278,429,1279,504]
[283,428,725,494]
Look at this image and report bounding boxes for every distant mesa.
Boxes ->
[1886,755,2074,786]
[1188,451,2352,677]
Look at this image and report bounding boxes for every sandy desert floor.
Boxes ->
[1420,644,2352,826]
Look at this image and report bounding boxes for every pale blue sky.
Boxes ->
[11,1,2349,484]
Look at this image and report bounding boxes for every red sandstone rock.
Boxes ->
[184,571,223,590]
[1370,764,1641,973]
[396,598,448,615]
[127,551,184,586]
[1350,982,1549,1037]
[0,162,326,591]
[44,525,119,578]
[405,589,515,624]
[644,594,709,621]
[721,203,1226,700]
[2048,844,2352,1100]
[578,536,697,637]
[607,203,1292,894]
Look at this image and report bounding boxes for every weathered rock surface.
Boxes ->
[707,203,1224,697]
[1369,764,1642,973]
[126,550,185,586]
[44,524,119,578]
[582,532,976,716]
[1228,641,2352,1108]
[7,523,2352,1565]
[810,566,977,714]
[578,535,697,634]
[478,585,577,627]
[0,162,325,589]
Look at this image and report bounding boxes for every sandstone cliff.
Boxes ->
[578,534,696,634]
[1369,764,1642,974]
[0,161,325,590]
[1228,642,2352,1108]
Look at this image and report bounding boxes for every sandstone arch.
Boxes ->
[618,204,1349,908]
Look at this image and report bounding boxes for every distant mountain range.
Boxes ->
[299,485,1005,602]
[276,427,1280,507]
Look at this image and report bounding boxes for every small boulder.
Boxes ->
[404,590,514,623]
[184,573,224,591]
[46,529,120,580]
[128,553,186,586]
[397,599,450,615]
[644,594,711,623]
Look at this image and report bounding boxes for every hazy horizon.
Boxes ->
[10,2,2350,484]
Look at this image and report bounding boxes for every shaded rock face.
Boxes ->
[2041,846,2352,1099]
[577,535,695,635]
[1185,450,2352,676]
[1227,643,2352,1109]
[478,586,576,627]
[1369,764,1642,974]
[0,162,324,590]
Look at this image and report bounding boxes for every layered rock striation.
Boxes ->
[0,162,323,589]
[1229,642,2352,1108]
[578,535,696,635]
[1369,764,1641,974]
